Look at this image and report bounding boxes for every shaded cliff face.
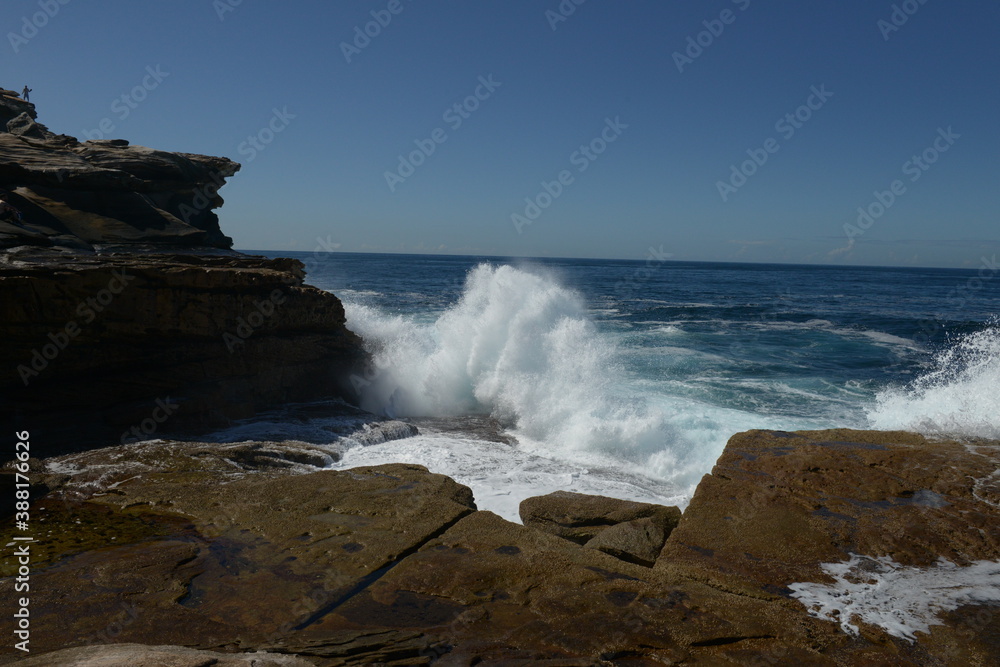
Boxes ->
[0,87,237,250]
[2,249,367,453]
[0,88,367,452]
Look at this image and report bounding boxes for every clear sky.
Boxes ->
[3,0,998,268]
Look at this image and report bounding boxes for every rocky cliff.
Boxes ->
[0,88,366,452]
[0,87,235,250]
[2,429,997,665]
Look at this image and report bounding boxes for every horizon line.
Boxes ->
[235,248,989,273]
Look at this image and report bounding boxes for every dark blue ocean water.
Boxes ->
[241,251,1000,517]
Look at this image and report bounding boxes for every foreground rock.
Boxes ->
[520,491,681,566]
[659,429,1000,664]
[1,429,997,665]
[10,644,313,666]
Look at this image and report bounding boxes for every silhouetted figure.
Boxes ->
[0,193,23,225]
[21,86,31,102]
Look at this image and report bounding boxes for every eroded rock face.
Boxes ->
[585,515,668,567]
[0,250,367,454]
[0,88,237,250]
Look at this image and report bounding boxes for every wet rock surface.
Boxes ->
[0,430,996,665]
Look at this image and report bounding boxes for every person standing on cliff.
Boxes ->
[0,193,24,225]
[21,86,31,102]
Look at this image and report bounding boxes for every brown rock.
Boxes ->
[0,92,371,447]
[10,643,315,666]
[0,456,475,661]
[0,251,367,453]
[519,490,681,546]
[584,515,666,567]
[5,431,998,664]
[0,93,237,250]
[323,508,833,665]
[658,429,1000,663]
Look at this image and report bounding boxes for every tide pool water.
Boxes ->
[221,252,1000,520]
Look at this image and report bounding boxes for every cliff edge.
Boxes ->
[0,88,366,452]
[0,87,236,250]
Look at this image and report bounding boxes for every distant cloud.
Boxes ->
[827,238,855,258]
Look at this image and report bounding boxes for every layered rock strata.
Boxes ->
[0,89,367,452]
[0,87,236,250]
[1,250,365,453]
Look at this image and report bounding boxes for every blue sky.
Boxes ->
[3,0,998,268]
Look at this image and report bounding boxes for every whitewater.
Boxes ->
[216,253,1000,521]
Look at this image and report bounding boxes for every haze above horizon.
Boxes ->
[4,0,998,269]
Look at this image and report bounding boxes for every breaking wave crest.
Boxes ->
[342,263,674,463]
[867,323,1000,439]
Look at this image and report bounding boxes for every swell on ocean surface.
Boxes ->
[204,254,999,519]
[867,322,1000,439]
[341,263,831,498]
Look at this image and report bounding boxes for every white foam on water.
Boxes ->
[341,263,833,500]
[751,319,926,353]
[867,325,1000,439]
[857,329,925,351]
[789,554,1000,641]
[330,432,685,522]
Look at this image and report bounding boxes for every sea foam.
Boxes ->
[790,554,1000,641]
[341,263,767,491]
[867,324,1000,439]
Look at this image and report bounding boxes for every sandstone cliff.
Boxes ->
[0,89,366,452]
[0,87,236,250]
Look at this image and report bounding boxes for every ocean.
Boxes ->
[214,252,1000,521]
